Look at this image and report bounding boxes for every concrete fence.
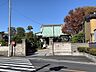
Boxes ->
[0,46,8,56]
[15,39,26,56]
[0,39,26,56]
[49,42,89,55]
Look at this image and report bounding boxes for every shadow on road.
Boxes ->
[35,64,68,72]
[49,66,68,71]
[36,64,50,71]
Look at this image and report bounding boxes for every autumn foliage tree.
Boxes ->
[62,6,96,35]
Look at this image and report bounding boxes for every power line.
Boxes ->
[13,8,42,25]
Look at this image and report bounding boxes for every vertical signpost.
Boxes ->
[8,0,11,57]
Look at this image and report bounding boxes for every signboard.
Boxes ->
[11,41,16,47]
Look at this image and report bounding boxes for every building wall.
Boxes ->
[49,42,89,55]
[90,19,96,33]
[85,21,90,42]
[85,19,96,42]
[0,46,8,56]
[90,19,96,42]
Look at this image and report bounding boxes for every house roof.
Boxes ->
[41,24,63,28]
[40,24,67,37]
[85,13,96,22]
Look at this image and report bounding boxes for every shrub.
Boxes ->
[0,39,7,46]
[78,47,96,56]
[77,47,89,52]
[89,48,96,56]
[71,32,85,43]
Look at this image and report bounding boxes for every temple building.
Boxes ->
[85,12,96,42]
[36,24,70,45]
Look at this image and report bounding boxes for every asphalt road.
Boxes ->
[29,56,96,72]
[29,55,93,62]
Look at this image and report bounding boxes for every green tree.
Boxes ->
[10,27,16,40]
[10,27,16,36]
[0,31,8,46]
[26,25,33,42]
[27,25,33,32]
[71,32,85,43]
[17,27,25,37]
[13,27,25,43]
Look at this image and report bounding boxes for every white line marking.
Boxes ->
[0,63,34,68]
[62,69,86,72]
[0,69,19,72]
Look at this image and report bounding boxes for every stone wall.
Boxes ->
[71,43,89,53]
[0,39,26,56]
[14,39,26,56]
[0,46,8,56]
[49,42,89,55]
[54,42,71,55]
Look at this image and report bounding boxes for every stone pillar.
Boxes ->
[22,39,26,56]
[49,38,53,45]
[8,45,12,57]
[49,38,54,55]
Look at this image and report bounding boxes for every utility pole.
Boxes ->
[8,0,11,57]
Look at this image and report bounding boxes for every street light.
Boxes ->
[8,0,11,57]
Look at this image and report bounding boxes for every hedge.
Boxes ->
[77,47,90,53]
[89,48,96,56]
[77,47,96,56]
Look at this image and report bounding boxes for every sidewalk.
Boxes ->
[31,48,50,56]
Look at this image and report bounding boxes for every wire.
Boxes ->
[13,8,42,25]
[0,0,42,25]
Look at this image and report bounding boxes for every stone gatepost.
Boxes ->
[22,39,26,56]
[49,38,54,55]
[15,39,26,56]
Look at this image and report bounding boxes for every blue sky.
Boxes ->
[0,0,96,32]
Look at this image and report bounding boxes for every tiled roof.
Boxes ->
[41,24,66,37]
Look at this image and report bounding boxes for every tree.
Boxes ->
[0,31,8,46]
[10,27,16,36]
[10,27,16,41]
[13,27,25,43]
[26,26,38,55]
[71,32,85,43]
[27,25,33,32]
[62,6,96,35]
[17,27,25,37]
[26,25,33,42]
[62,7,85,35]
